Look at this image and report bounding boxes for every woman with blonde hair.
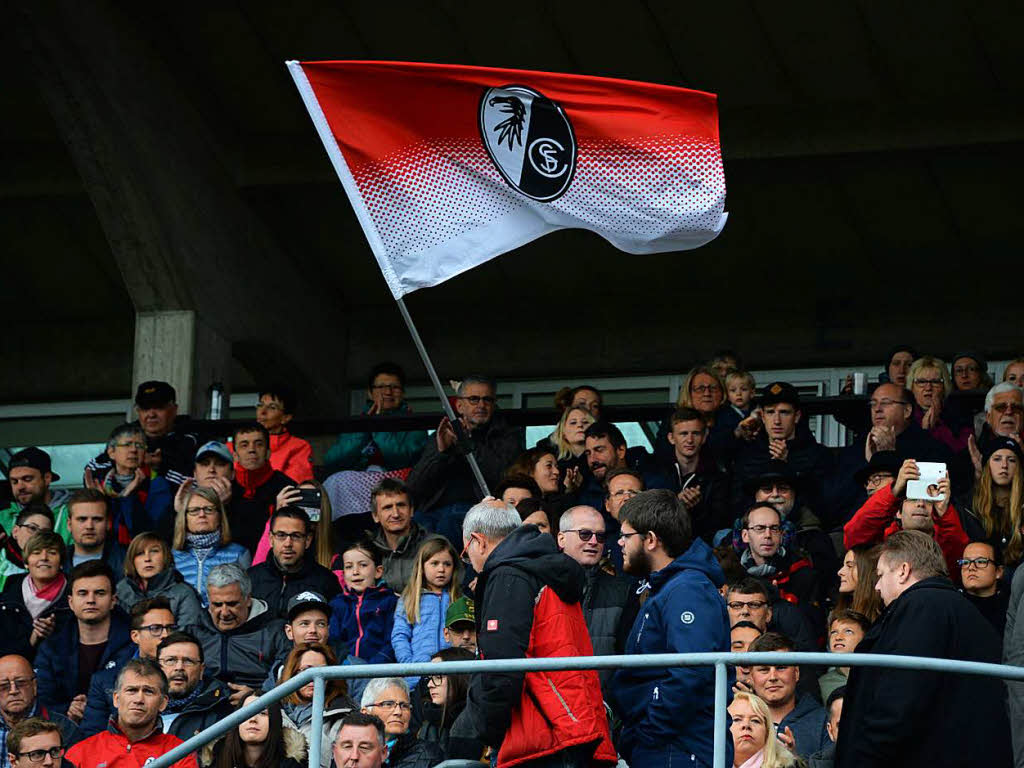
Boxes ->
[677,365,727,422]
[172,485,251,605]
[729,692,802,768]
[962,437,1024,567]
[550,404,595,464]
[906,355,970,452]
[391,536,462,687]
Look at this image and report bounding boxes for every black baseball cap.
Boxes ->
[135,380,176,409]
[286,591,330,622]
[759,381,801,409]
[8,447,60,482]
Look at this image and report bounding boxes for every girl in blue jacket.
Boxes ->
[391,536,462,686]
[329,539,398,664]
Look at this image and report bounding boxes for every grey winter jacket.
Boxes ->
[115,568,203,628]
[580,565,639,690]
[185,598,289,688]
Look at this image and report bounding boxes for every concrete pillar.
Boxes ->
[132,311,232,418]
[18,0,350,416]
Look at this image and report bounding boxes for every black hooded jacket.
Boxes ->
[461,525,587,749]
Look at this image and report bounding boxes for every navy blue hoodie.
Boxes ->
[609,537,732,765]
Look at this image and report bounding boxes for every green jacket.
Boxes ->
[324,402,427,472]
[0,491,73,590]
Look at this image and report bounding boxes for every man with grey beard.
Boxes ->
[747,462,838,593]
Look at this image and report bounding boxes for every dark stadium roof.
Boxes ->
[2,1,1021,409]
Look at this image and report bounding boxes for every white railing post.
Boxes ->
[713,661,727,768]
[309,674,326,768]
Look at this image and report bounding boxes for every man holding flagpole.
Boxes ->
[407,375,524,544]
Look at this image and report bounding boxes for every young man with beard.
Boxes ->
[609,489,731,768]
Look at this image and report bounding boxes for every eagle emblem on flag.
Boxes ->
[479,84,577,202]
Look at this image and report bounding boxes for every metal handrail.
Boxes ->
[147,651,1024,768]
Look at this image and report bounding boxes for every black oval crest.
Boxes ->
[479,84,577,202]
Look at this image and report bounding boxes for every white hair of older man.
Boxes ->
[462,500,521,543]
[360,676,410,709]
[985,381,1023,413]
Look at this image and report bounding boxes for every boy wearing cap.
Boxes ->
[728,382,832,519]
[443,597,477,653]
[84,380,198,486]
[262,591,333,691]
[0,447,72,545]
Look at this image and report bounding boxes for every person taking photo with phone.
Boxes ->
[843,458,968,581]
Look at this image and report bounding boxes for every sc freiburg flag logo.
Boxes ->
[479,84,577,202]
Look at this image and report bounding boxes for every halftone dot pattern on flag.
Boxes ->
[349,133,725,261]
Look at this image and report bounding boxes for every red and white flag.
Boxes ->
[288,60,727,299]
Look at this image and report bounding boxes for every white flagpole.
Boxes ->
[287,61,490,499]
[396,299,491,498]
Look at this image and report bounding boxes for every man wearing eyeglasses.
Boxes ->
[0,658,76,768]
[828,382,956,526]
[958,541,1010,644]
[556,506,639,692]
[407,375,524,544]
[978,382,1024,446]
[154,632,233,742]
[6,718,73,768]
[739,503,820,612]
[324,362,428,475]
[247,508,339,618]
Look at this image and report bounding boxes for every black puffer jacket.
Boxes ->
[387,731,445,768]
[185,598,289,688]
[580,565,639,690]
[248,553,341,618]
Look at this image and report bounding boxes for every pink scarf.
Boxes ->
[736,749,765,768]
[23,573,67,619]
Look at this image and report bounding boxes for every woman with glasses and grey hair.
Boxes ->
[359,677,443,767]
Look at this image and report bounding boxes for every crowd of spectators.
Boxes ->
[1,349,1023,767]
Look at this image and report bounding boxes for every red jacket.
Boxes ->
[843,483,968,581]
[497,585,616,768]
[269,430,313,483]
[65,719,197,768]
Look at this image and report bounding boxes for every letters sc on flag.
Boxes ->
[288,60,727,299]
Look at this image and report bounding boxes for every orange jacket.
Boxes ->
[269,430,313,483]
